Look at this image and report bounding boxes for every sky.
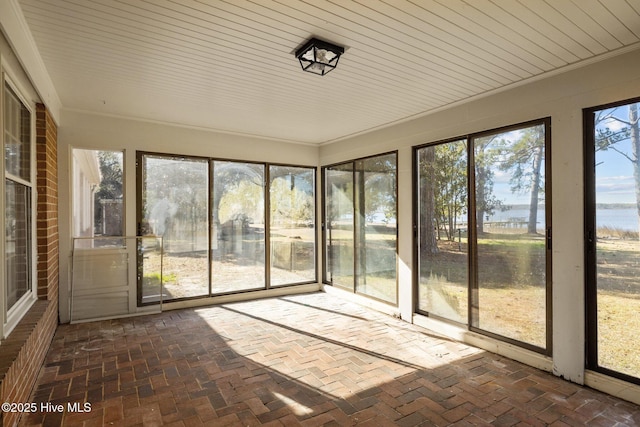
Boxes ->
[481,106,638,208]
[594,104,637,205]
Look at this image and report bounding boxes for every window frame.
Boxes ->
[136,151,318,303]
[2,69,37,338]
[584,97,640,386]
[70,148,126,241]
[321,150,399,306]
[413,118,552,356]
[412,136,470,325]
[268,163,318,288]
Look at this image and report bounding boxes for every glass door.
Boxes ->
[471,121,550,351]
[139,154,209,301]
[211,161,265,293]
[324,163,355,289]
[585,99,640,383]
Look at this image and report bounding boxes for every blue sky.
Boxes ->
[595,104,637,205]
[480,109,638,207]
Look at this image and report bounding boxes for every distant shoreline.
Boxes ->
[504,203,636,210]
[596,203,637,209]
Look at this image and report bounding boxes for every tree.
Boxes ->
[432,142,467,241]
[497,125,545,234]
[94,151,123,235]
[418,141,467,255]
[270,173,314,225]
[474,136,503,234]
[595,102,640,239]
[419,146,439,255]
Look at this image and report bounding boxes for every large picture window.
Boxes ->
[416,119,551,354]
[138,153,316,302]
[3,81,35,334]
[585,98,640,384]
[323,152,398,304]
[269,165,316,286]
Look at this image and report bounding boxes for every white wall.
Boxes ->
[57,110,320,323]
[320,49,640,389]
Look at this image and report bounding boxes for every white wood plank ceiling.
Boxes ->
[17,0,640,144]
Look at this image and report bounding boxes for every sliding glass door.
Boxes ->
[324,152,397,304]
[416,119,551,354]
[416,140,468,323]
[354,154,397,302]
[472,123,549,349]
[325,163,355,288]
[211,161,265,293]
[139,154,210,300]
[585,98,640,383]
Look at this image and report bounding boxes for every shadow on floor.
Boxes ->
[21,292,640,426]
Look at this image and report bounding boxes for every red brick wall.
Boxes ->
[36,104,59,301]
[0,104,58,427]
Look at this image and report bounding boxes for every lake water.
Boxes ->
[485,207,638,231]
[596,208,638,231]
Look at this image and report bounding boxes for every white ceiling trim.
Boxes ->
[0,0,61,123]
[61,106,321,147]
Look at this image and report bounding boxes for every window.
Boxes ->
[71,150,124,242]
[269,165,316,286]
[585,98,640,384]
[323,152,398,304]
[138,153,316,302]
[3,80,35,335]
[416,119,551,354]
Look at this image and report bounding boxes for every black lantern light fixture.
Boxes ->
[295,37,344,76]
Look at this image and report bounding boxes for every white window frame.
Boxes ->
[2,63,38,338]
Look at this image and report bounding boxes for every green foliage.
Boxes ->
[432,142,467,240]
[270,176,313,224]
[218,179,263,224]
[94,151,123,232]
[474,135,505,221]
[595,104,637,159]
[495,125,545,197]
[143,271,177,285]
[96,151,123,200]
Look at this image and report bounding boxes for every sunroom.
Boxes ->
[1,1,640,425]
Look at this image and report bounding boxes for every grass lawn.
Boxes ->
[419,231,640,378]
[598,291,640,378]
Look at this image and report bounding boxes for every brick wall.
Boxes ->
[35,104,59,301]
[0,104,58,427]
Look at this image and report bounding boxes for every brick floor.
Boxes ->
[19,292,640,426]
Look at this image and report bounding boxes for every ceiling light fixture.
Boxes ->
[295,38,344,76]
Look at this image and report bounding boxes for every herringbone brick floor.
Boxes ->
[20,292,640,426]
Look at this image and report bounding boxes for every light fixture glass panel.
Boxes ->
[316,49,337,64]
[308,63,327,75]
[301,49,315,61]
